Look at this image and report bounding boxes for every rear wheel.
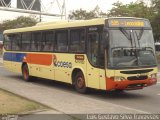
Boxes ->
[74,72,87,93]
[22,64,31,82]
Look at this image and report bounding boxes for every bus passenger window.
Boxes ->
[22,33,31,51]
[69,29,85,52]
[4,34,12,50]
[88,33,99,66]
[11,34,21,51]
[45,31,54,51]
[31,32,41,51]
[41,31,54,52]
[55,31,68,52]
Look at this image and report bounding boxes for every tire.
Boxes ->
[74,72,87,93]
[22,64,32,82]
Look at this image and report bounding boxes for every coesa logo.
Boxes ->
[53,54,72,68]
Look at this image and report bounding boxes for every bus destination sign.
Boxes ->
[108,19,151,28]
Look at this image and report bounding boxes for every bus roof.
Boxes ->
[3,17,148,34]
[4,18,105,34]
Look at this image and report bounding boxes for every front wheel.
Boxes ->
[74,72,87,93]
[22,64,32,82]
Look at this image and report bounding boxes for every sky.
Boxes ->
[0,0,138,22]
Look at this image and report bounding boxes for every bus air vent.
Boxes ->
[120,69,153,74]
[127,76,148,81]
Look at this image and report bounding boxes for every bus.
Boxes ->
[3,17,158,93]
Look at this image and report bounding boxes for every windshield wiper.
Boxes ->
[119,27,134,48]
[135,28,144,40]
[135,28,144,47]
[119,27,131,40]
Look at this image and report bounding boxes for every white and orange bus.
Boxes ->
[3,18,158,93]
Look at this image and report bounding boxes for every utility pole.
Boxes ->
[39,0,42,22]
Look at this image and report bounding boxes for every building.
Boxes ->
[17,0,41,11]
[0,0,11,6]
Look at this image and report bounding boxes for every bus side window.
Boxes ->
[12,34,21,51]
[69,29,85,53]
[88,32,99,66]
[41,31,54,52]
[4,34,12,50]
[55,30,68,52]
[45,31,54,51]
[22,33,31,51]
[31,32,41,51]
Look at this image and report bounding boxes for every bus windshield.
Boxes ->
[108,29,157,68]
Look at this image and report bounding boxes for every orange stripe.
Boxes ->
[26,54,52,66]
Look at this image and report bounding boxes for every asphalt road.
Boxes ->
[0,64,159,115]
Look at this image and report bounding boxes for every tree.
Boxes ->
[151,0,160,12]
[150,0,160,41]
[108,1,151,19]
[0,16,38,31]
[68,8,96,20]
[68,6,107,20]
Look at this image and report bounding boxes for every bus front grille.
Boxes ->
[120,69,153,74]
[127,76,148,81]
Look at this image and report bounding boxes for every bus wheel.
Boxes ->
[22,64,31,82]
[75,72,87,93]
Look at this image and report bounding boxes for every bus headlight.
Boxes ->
[151,73,157,79]
[113,76,126,82]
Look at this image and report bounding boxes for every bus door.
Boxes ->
[87,32,100,89]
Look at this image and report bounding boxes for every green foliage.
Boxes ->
[69,8,96,20]
[0,16,38,31]
[108,1,152,19]
[150,0,160,41]
[69,6,107,20]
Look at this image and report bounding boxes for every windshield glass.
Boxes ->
[108,29,157,68]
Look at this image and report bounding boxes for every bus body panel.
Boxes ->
[106,68,158,90]
[2,51,158,91]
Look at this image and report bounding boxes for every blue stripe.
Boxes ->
[3,53,26,62]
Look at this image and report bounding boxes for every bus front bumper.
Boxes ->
[106,77,157,91]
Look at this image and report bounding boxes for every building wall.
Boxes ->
[17,0,41,11]
[0,0,11,6]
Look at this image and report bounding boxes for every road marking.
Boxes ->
[157,94,160,96]
[103,101,149,114]
[0,66,3,68]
